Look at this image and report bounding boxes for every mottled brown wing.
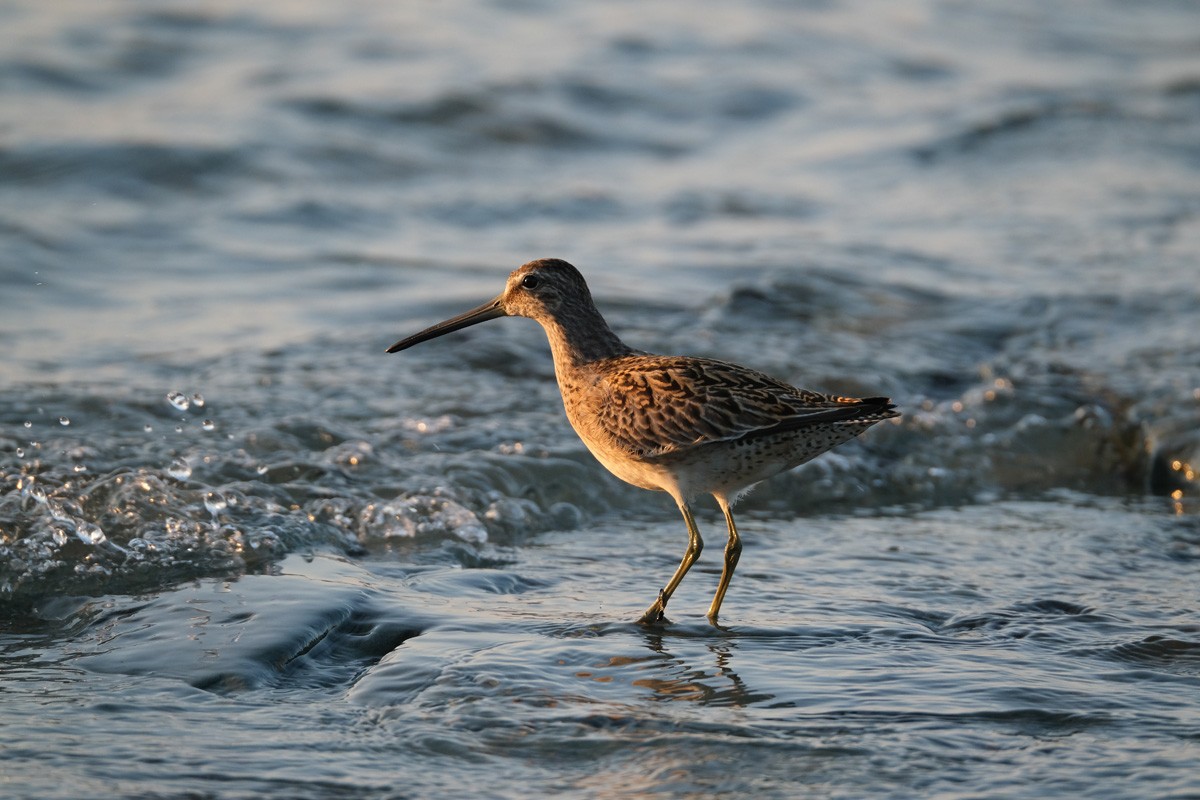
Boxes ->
[594,355,891,457]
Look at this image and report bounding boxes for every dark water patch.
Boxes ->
[1161,518,1200,564]
[287,93,489,127]
[37,10,246,89]
[1011,598,1096,616]
[561,79,652,113]
[409,569,546,598]
[278,142,428,183]
[664,188,818,225]
[0,142,252,195]
[102,32,195,80]
[9,4,308,96]
[556,76,800,126]
[0,58,105,93]
[238,199,391,231]
[73,555,425,695]
[705,266,945,333]
[890,56,956,82]
[914,86,1200,166]
[1164,75,1200,98]
[718,85,796,121]
[914,100,1111,163]
[284,89,686,156]
[422,189,625,228]
[281,67,802,160]
[940,599,1116,638]
[0,217,77,258]
[862,603,955,633]
[1103,635,1200,675]
[132,7,288,36]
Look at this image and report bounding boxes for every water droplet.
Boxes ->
[201,419,216,432]
[167,458,192,481]
[204,491,228,516]
[166,391,190,411]
[59,416,70,426]
[75,522,107,546]
[23,421,32,429]
[191,393,206,408]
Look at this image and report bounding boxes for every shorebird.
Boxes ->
[387,258,898,625]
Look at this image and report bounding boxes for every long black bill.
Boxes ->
[386,297,508,353]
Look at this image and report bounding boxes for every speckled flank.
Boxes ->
[389,258,898,624]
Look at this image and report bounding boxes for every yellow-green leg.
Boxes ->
[638,501,703,625]
[706,498,742,625]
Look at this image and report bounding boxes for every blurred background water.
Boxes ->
[2,1,1199,798]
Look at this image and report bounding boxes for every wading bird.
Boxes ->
[388,259,897,625]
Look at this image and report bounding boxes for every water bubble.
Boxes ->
[73,464,87,473]
[201,419,216,432]
[167,458,192,481]
[166,391,190,411]
[249,529,281,552]
[59,416,70,426]
[75,522,107,546]
[23,421,32,429]
[174,425,183,434]
[16,448,24,458]
[144,424,153,433]
[204,491,228,516]
[191,393,205,408]
[256,464,269,475]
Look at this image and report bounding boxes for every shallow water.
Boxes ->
[3,1,1200,798]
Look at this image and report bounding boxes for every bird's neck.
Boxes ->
[539,304,633,369]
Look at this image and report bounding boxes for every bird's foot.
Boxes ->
[705,612,730,631]
[637,591,670,626]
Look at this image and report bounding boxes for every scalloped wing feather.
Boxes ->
[592,355,893,458]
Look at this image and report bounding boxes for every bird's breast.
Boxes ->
[554,365,676,493]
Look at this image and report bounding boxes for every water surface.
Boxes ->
[2,1,1199,798]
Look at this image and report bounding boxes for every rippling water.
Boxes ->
[3,1,1199,798]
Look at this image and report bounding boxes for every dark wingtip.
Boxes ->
[864,398,902,419]
[861,396,900,418]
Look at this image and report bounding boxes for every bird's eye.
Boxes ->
[521,275,540,290]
